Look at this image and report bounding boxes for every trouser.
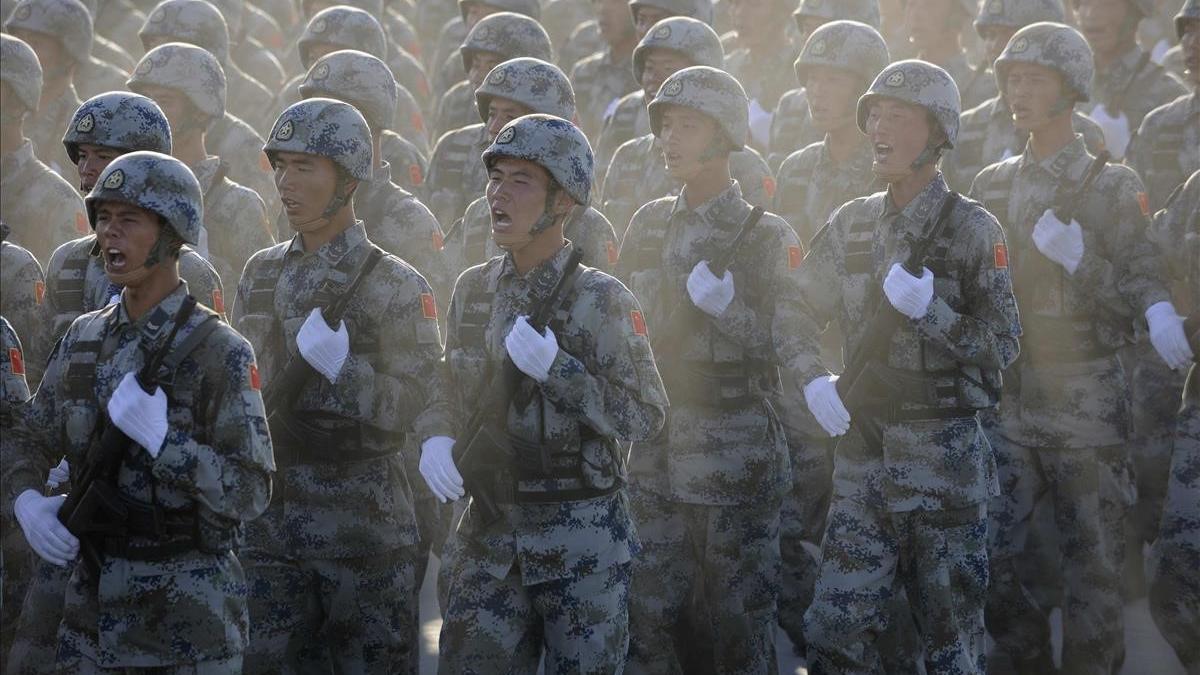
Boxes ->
[777,423,833,655]
[985,438,1132,675]
[242,547,418,675]
[626,489,781,675]
[1,514,35,663]
[438,554,631,674]
[54,654,243,673]
[803,497,989,675]
[6,558,74,674]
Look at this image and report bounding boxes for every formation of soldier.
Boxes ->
[0,0,1195,674]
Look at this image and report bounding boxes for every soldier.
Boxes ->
[943,0,1108,193]
[1147,169,1200,675]
[0,34,89,267]
[793,59,1018,674]
[0,314,31,658]
[616,65,804,674]
[1073,0,1187,159]
[967,23,1183,673]
[901,0,994,111]
[628,0,713,36]
[128,42,275,292]
[429,0,542,102]
[768,0,881,171]
[425,112,667,673]
[569,0,639,140]
[234,98,453,674]
[445,58,619,277]
[3,150,273,671]
[0,222,46,387]
[724,0,801,154]
[431,11,554,144]
[425,11,554,227]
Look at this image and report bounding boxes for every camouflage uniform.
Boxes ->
[0,315,30,663]
[570,45,639,142]
[616,66,801,675]
[235,100,453,675]
[1147,169,1200,674]
[428,0,542,100]
[723,9,802,154]
[967,24,1172,674]
[1127,92,1199,214]
[1087,44,1187,160]
[438,114,667,673]
[1,151,274,670]
[0,222,47,386]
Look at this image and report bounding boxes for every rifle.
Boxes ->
[836,193,960,451]
[650,206,764,355]
[59,295,199,573]
[453,248,584,527]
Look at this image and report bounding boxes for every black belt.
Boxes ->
[269,412,399,464]
[99,497,204,561]
[663,362,776,408]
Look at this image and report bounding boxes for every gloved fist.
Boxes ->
[108,372,168,458]
[419,436,465,503]
[686,260,735,317]
[1032,209,1084,274]
[46,458,70,491]
[13,490,77,567]
[804,375,851,437]
[505,315,558,383]
[883,263,935,320]
[297,307,350,383]
[1089,105,1132,159]
[1145,301,1195,371]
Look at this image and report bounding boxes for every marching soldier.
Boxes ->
[3,150,274,671]
[0,315,31,658]
[569,0,639,140]
[0,222,46,387]
[901,0,994,111]
[723,0,801,154]
[425,112,667,673]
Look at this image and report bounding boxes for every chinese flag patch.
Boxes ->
[763,176,777,200]
[9,347,24,376]
[432,230,444,250]
[630,310,648,337]
[409,164,424,186]
[411,112,425,133]
[606,240,619,266]
[994,243,1009,269]
[421,293,437,319]
[211,289,225,314]
[248,363,261,391]
[787,245,803,269]
[1136,192,1150,216]
[74,211,88,234]
[34,280,45,305]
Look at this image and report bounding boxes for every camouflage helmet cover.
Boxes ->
[794,20,889,86]
[86,151,203,245]
[648,65,749,150]
[475,57,576,123]
[1178,0,1200,39]
[1067,0,1154,18]
[458,0,541,22]
[0,33,43,113]
[974,0,1064,33]
[128,42,228,120]
[629,0,714,24]
[63,91,173,163]
[460,11,554,71]
[299,49,397,134]
[139,0,231,64]
[4,0,94,64]
[856,59,961,147]
[994,21,1093,102]
[299,6,387,68]
[264,98,373,181]
[482,113,594,205]
[204,0,243,40]
[632,16,725,82]
[792,0,881,29]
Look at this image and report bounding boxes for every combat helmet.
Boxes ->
[128,42,227,123]
[974,0,1064,34]
[856,59,960,165]
[475,57,576,124]
[648,65,749,151]
[299,49,397,135]
[994,22,1093,103]
[460,11,554,72]
[63,91,173,163]
[793,0,880,30]
[459,0,541,22]
[265,98,373,182]
[139,0,231,64]
[1069,0,1155,19]
[633,16,725,83]
[629,0,714,26]
[86,151,204,249]
[3,0,94,68]
[0,33,43,114]
[298,6,387,69]
[1178,0,1200,39]
[794,20,889,88]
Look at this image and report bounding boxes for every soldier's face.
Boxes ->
[10,29,69,79]
[76,144,124,193]
[730,0,785,46]
[658,104,723,181]
[641,49,693,100]
[135,84,203,141]
[806,67,861,132]
[978,24,1019,65]
[486,157,556,238]
[94,200,161,279]
[634,7,673,40]
[1075,0,1137,56]
[469,52,506,88]
[866,98,931,174]
[485,98,533,140]
[903,0,965,50]
[271,151,341,225]
[595,0,636,46]
[1005,62,1068,131]
[1182,19,1199,85]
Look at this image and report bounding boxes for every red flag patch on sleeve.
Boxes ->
[74,211,89,234]
[1136,192,1150,216]
[994,243,1009,269]
[248,363,261,390]
[763,176,777,199]
[606,240,619,266]
[211,289,225,314]
[787,245,803,269]
[9,347,25,376]
[421,293,438,319]
[410,164,424,186]
[432,230,444,250]
[34,280,45,305]
[630,310,647,336]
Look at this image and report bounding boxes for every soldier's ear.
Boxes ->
[550,186,576,217]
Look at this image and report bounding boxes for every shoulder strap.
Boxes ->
[160,313,221,374]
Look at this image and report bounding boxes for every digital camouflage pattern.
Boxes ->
[648,66,750,151]
[1,139,89,265]
[4,0,93,65]
[458,0,542,22]
[794,20,889,89]
[858,59,962,148]
[973,0,1064,33]
[1128,92,1199,212]
[128,43,227,124]
[569,44,639,140]
[189,156,273,290]
[1088,44,1187,152]
[424,124,492,228]
[299,49,398,135]
[265,98,373,181]
[475,58,577,125]
[296,6,386,71]
[27,88,84,178]
[433,79,483,142]
[774,140,880,251]
[792,0,881,28]
[767,88,822,172]
[0,222,47,385]
[0,33,43,114]
[86,151,204,245]
[0,310,33,665]
[207,110,277,208]
[483,114,595,206]
[629,0,713,25]
[994,22,1093,104]
[723,44,800,152]
[62,92,173,163]
[459,12,554,74]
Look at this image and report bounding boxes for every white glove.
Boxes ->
[13,490,77,567]
[505,315,558,383]
[1089,105,1132,159]
[46,458,70,490]
[804,375,851,437]
[107,371,168,458]
[297,307,349,383]
[748,98,773,149]
[107,293,120,307]
[883,263,935,320]
[1145,301,1195,371]
[686,260,735,317]
[419,436,464,503]
[1032,209,1085,275]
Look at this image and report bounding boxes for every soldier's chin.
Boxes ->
[664,158,700,182]
[871,158,913,184]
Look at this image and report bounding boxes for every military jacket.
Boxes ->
[941,53,996,113]
[725,45,799,152]
[767,87,820,172]
[226,64,274,134]
[794,173,1019,511]
[617,182,803,505]
[1149,169,1199,348]
[445,242,666,584]
[970,136,1170,447]
[774,137,882,246]
[233,221,454,558]
[432,79,478,142]
[600,133,775,235]
[1090,45,1187,135]
[0,223,46,384]
[425,122,491,228]
[1,282,273,667]
[26,83,81,176]
[191,156,274,291]
[1127,92,1199,212]
[0,140,88,264]
[207,111,277,212]
[0,316,30,425]
[381,129,430,195]
[593,89,648,189]
[570,47,640,140]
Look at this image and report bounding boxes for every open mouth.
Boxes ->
[873,142,893,163]
[103,247,127,272]
[281,196,303,214]
[490,206,512,232]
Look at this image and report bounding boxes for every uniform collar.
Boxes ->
[1017,134,1088,181]
[0,140,37,179]
[669,180,744,225]
[885,172,950,224]
[111,280,192,341]
[817,135,874,174]
[284,219,368,266]
[494,240,577,299]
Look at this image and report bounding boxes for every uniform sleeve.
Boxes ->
[707,219,803,356]
[600,140,643,237]
[0,319,30,412]
[792,209,850,383]
[46,187,88,264]
[386,199,454,316]
[570,209,620,274]
[423,131,466,227]
[4,249,47,382]
[39,240,83,346]
[181,251,226,319]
